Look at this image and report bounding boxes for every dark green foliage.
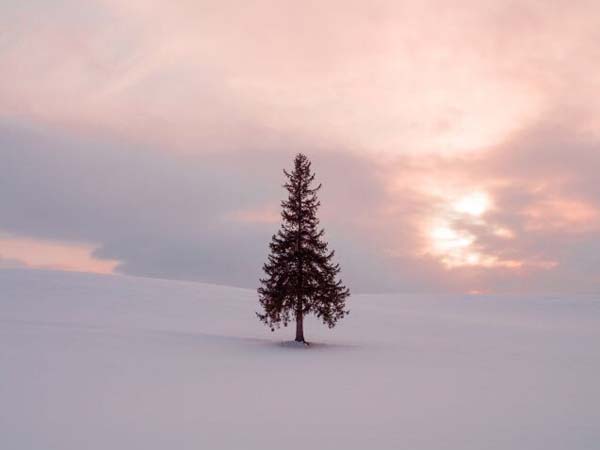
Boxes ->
[257,153,350,342]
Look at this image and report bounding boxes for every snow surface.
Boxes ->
[1,268,599,450]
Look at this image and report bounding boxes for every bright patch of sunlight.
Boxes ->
[452,191,490,217]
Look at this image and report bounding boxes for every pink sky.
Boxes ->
[1,0,599,292]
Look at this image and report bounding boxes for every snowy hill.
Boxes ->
[1,268,599,450]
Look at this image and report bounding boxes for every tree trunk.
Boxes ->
[295,304,305,342]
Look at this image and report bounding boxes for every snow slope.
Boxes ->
[1,268,599,450]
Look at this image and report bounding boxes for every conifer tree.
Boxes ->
[257,153,350,343]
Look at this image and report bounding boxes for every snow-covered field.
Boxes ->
[1,268,599,450]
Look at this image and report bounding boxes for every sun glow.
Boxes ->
[430,225,474,253]
[428,224,523,269]
[426,190,523,269]
[452,191,490,217]
[429,223,485,268]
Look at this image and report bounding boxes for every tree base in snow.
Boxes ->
[281,340,311,348]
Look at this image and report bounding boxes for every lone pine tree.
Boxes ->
[257,153,350,343]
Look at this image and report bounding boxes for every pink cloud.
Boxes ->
[1,0,599,293]
[3,0,598,155]
[0,235,119,274]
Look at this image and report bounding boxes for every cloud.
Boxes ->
[2,110,599,293]
[399,117,600,292]
[0,234,117,274]
[0,120,400,290]
[0,256,27,270]
[0,0,599,293]
[3,0,599,155]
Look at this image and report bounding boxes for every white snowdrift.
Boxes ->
[1,268,598,450]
